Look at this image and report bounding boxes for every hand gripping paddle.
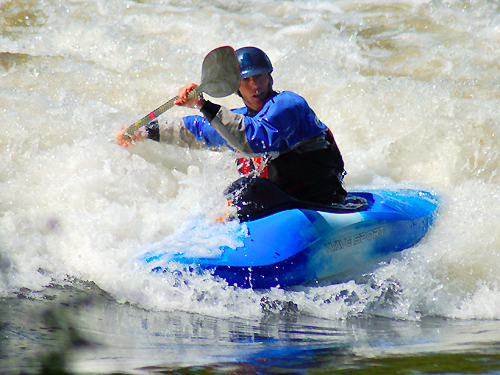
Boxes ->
[123,46,241,140]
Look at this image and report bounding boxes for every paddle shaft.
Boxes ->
[121,46,241,141]
[123,89,199,139]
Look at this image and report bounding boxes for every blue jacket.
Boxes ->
[182,91,329,154]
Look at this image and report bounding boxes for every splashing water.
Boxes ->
[1,0,500,324]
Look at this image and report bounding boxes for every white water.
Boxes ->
[1,0,500,321]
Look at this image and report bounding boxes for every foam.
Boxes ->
[1,0,500,320]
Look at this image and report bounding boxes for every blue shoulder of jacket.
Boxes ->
[231,106,247,115]
[232,91,309,116]
[241,91,327,153]
[267,91,307,106]
[258,91,312,119]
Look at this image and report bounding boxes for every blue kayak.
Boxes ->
[142,187,438,289]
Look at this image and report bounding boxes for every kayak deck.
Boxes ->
[144,189,439,289]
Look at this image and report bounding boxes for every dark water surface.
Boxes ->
[2,0,500,373]
[2,282,500,374]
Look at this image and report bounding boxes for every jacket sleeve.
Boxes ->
[204,106,254,154]
[158,92,326,155]
[204,92,327,154]
[171,115,229,148]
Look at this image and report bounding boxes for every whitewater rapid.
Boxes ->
[1,0,500,321]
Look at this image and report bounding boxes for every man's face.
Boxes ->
[238,73,271,112]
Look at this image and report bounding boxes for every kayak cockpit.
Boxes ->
[227,177,372,221]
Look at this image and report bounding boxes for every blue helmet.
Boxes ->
[236,47,273,79]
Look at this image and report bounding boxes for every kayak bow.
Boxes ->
[141,188,438,289]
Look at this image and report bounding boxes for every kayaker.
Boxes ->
[116,47,346,206]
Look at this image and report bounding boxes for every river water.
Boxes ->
[1,0,500,373]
